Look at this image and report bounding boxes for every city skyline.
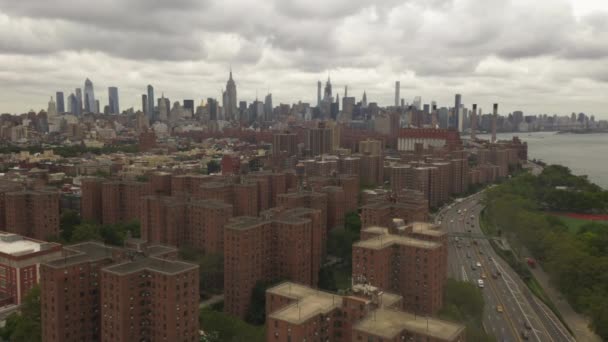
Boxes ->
[0,0,608,117]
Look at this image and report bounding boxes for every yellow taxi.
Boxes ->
[496,305,504,313]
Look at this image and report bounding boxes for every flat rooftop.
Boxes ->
[0,233,44,256]
[103,255,197,275]
[354,229,440,250]
[225,216,269,231]
[44,242,115,268]
[268,282,342,324]
[354,308,464,340]
[410,222,445,237]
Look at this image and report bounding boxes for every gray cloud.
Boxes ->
[0,0,607,117]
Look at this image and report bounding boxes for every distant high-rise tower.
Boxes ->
[395,81,400,107]
[68,93,77,115]
[362,91,368,108]
[158,94,168,121]
[147,85,155,121]
[317,81,322,107]
[224,69,238,121]
[75,88,83,116]
[492,104,498,143]
[344,85,348,98]
[108,87,119,114]
[55,92,65,113]
[324,77,332,100]
[455,94,462,132]
[264,93,273,121]
[142,94,148,116]
[84,78,96,113]
[471,104,477,140]
[47,97,57,118]
[95,100,100,114]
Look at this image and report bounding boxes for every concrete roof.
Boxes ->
[0,233,42,255]
[354,230,440,250]
[103,256,197,275]
[354,308,464,340]
[268,282,342,324]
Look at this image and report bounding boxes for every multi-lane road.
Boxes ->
[436,192,574,342]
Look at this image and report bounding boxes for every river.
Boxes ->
[478,131,608,189]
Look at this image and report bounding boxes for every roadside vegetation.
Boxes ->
[483,165,608,339]
[439,279,496,342]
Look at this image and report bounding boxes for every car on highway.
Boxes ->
[491,271,498,279]
[479,250,484,255]
[477,279,484,288]
[476,261,482,267]
[481,272,486,279]
[466,252,471,258]
[471,263,476,270]
[496,305,503,313]
[450,219,454,223]
[524,321,532,330]
[521,330,530,340]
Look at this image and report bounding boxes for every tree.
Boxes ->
[60,209,81,241]
[71,223,102,242]
[207,160,221,174]
[0,286,42,342]
[246,279,282,325]
[200,308,265,342]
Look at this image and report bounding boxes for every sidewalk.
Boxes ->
[529,265,601,342]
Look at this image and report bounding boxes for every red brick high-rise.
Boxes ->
[80,177,103,222]
[101,181,149,224]
[265,282,465,342]
[40,241,199,342]
[5,190,60,240]
[224,207,323,319]
[353,221,447,315]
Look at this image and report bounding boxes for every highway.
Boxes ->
[436,192,575,342]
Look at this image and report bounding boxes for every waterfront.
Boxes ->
[479,131,608,189]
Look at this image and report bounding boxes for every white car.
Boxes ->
[478,279,485,288]
[476,261,482,268]
[450,219,454,223]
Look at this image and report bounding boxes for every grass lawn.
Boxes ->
[554,215,606,233]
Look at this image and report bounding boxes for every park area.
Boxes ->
[551,213,608,233]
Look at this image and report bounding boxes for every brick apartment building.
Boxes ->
[140,196,232,253]
[224,207,323,319]
[4,190,60,240]
[40,241,199,342]
[265,282,465,342]
[0,181,24,230]
[361,190,429,228]
[81,178,151,225]
[0,232,62,305]
[353,221,447,315]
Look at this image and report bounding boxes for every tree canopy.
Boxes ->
[484,166,608,339]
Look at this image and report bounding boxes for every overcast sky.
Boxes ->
[1,0,608,117]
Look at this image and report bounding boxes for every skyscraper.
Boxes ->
[323,77,332,100]
[492,103,498,143]
[55,92,65,113]
[68,93,78,115]
[224,70,237,121]
[317,81,322,107]
[454,94,462,132]
[362,91,368,108]
[183,99,194,116]
[395,81,400,107]
[75,88,83,116]
[264,93,273,121]
[108,87,119,114]
[47,96,57,118]
[147,85,155,121]
[84,78,96,113]
[142,94,148,116]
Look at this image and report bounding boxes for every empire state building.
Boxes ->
[224,70,238,121]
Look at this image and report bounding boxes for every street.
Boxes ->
[436,192,574,342]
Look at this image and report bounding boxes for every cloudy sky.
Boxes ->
[1,0,607,117]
